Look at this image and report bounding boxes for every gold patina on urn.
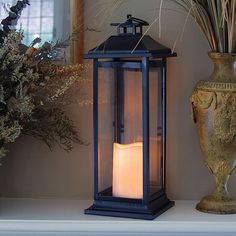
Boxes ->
[191,52,236,214]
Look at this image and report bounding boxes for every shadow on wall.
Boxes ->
[0,101,93,199]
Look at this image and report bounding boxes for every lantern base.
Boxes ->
[85,199,174,220]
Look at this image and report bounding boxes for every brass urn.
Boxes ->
[191,52,236,214]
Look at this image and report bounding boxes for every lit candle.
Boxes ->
[112,142,143,199]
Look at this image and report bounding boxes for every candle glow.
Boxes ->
[112,142,143,199]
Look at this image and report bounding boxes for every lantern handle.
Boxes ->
[126,14,149,26]
[110,14,149,35]
[110,14,149,27]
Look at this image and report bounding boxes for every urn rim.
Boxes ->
[208,52,236,60]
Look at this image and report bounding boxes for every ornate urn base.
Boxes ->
[191,53,236,214]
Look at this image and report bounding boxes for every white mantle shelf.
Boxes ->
[0,199,235,236]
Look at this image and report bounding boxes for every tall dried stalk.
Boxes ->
[174,0,236,53]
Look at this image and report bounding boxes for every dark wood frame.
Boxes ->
[71,0,84,64]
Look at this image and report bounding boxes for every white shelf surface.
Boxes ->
[0,199,235,236]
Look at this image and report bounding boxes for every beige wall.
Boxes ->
[0,0,235,200]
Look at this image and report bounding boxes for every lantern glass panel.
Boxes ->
[98,68,114,193]
[149,69,163,197]
[123,70,142,144]
[116,69,143,200]
[97,66,144,200]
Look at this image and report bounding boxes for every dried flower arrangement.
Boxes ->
[174,0,236,53]
[0,0,85,160]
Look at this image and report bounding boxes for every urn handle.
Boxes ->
[191,102,197,123]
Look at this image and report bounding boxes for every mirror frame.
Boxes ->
[71,0,84,64]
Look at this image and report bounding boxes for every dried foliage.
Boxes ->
[173,0,236,53]
[0,30,85,160]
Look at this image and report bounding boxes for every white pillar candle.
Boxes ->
[112,142,143,199]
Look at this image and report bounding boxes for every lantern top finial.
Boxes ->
[110,14,149,36]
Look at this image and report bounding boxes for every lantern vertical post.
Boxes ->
[93,58,99,199]
[114,61,124,143]
[157,61,164,188]
[162,58,167,190]
[142,57,150,205]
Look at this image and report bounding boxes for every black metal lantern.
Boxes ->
[85,15,177,220]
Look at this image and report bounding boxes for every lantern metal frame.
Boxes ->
[84,15,177,220]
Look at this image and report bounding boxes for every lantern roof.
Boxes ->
[85,15,177,59]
